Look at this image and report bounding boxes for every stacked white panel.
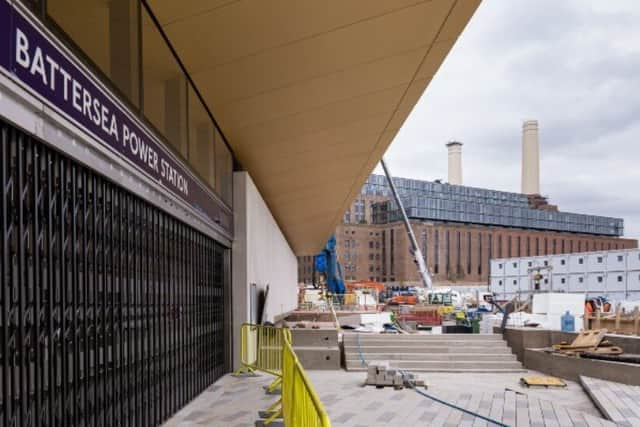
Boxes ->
[489,248,640,301]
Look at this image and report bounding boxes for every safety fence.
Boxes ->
[236,324,331,426]
[235,324,286,392]
[281,329,332,427]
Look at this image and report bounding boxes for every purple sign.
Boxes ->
[0,1,232,237]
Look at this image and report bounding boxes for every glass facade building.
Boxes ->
[364,175,624,237]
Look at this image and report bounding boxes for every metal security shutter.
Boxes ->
[1,118,227,427]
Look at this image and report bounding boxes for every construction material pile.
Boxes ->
[365,361,426,389]
[551,329,623,357]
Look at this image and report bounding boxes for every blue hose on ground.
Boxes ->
[354,333,510,427]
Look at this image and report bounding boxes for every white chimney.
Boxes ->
[446,141,463,185]
[521,120,540,194]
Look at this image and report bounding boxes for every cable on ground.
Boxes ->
[354,332,510,427]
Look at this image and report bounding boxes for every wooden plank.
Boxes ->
[568,329,607,348]
[515,393,530,427]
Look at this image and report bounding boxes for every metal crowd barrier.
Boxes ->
[235,324,285,393]
[281,329,331,427]
[237,324,331,426]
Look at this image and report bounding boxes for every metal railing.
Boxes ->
[235,324,285,392]
[236,324,330,426]
[281,329,331,427]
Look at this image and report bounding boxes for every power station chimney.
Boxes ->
[521,120,540,195]
[446,141,463,185]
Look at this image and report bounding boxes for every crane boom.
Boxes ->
[380,158,433,290]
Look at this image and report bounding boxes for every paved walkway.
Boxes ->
[581,376,640,427]
[163,370,614,427]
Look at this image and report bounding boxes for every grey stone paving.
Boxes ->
[163,370,615,426]
[580,376,640,427]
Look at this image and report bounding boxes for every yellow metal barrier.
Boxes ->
[237,324,331,426]
[235,324,285,392]
[281,329,331,427]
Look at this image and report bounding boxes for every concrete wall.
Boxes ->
[501,327,640,362]
[232,172,298,369]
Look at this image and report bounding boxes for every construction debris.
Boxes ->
[552,329,608,354]
[365,361,426,389]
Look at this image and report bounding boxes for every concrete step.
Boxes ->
[343,352,518,361]
[342,339,509,347]
[345,359,524,371]
[343,345,512,354]
[343,333,504,341]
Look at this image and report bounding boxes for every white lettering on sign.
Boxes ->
[13,26,191,199]
[14,27,120,142]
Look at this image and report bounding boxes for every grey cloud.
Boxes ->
[382,0,640,238]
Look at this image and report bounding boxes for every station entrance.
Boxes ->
[1,118,230,427]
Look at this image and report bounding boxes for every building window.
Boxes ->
[597,256,603,263]
[48,0,141,107]
[369,241,374,249]
[513,279,517,285]
[498,280,503,286]
[560,259,566,265]
[512,262,517,268]
[618,255,624,262]
[369,254,374,261]
[543,260,548,266]
[617,275,623,282]
[498,263,503,269]
[578,258,584,264]
[578,277,584,283]
[544,278,548,284]
[597,276,603,283]
[527,261,532,267]
[561,278,566,284]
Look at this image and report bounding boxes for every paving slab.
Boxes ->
[580,376,640,427]
[162,370,616,426]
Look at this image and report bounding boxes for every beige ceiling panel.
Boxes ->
[190,2,450,106]
[435,0,481,43]
[245,114,389,159]
[415,41,455,80]
[156,0,447,72]
[144,0,480,254]
[227,83,407,148]
[385,78,432,131]
[216,47,426,130]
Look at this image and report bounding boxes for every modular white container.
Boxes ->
[489,248,640,302]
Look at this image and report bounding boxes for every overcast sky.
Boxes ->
[378,0,640,239]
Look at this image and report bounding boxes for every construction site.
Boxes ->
[2,1,640,427]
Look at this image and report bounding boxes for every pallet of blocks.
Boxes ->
[365,361,426,389]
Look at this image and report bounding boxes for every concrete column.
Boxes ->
[109,0,139,103]
[522,120,540,194]
[446,141,463,185]
[164,77,188,157]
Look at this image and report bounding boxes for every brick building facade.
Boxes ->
[298,178,638,286]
